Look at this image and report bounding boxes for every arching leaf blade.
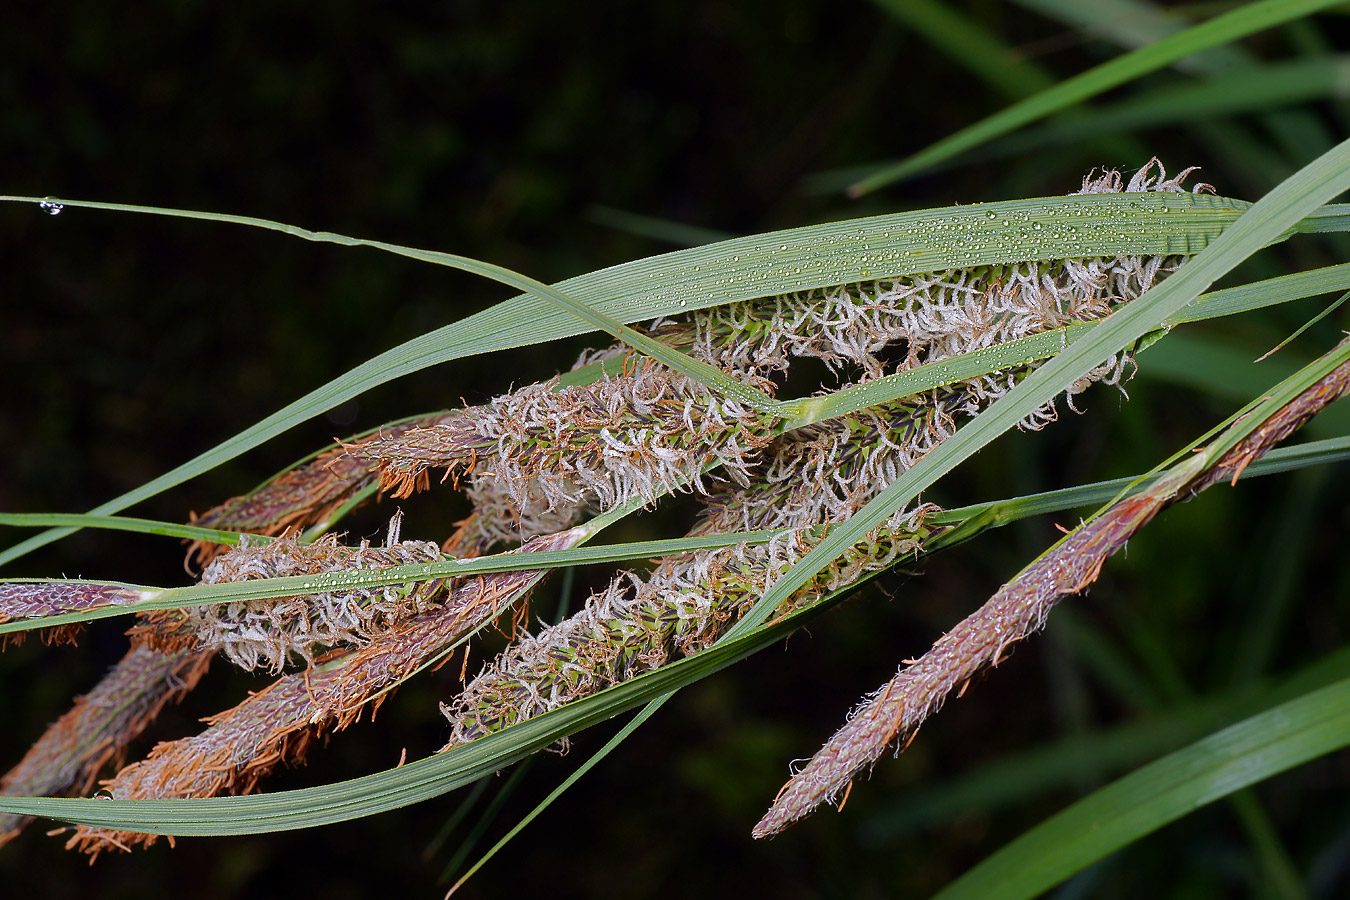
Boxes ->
[0,190,1259,568]
[848,0,1341,194]
[931,676,1350,900]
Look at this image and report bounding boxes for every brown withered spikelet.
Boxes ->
[186,413,453,567]
[0,646,211,846]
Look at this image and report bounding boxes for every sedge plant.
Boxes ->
[5,4,1350,897]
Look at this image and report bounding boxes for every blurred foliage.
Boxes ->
[3,1,1349,898]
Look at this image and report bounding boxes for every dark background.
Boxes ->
[3,2,1350,898]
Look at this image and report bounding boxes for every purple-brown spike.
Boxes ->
[0,645,210,846]
[0,581,150,647]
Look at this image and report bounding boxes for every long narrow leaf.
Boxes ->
[848,0,1339,194]
[0,190,1267,567]
[931,675,1350,900]
[0,513,262,547]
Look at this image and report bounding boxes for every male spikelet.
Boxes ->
[142,515,447,674]
[443,509,937,747]
[362,360,778,542]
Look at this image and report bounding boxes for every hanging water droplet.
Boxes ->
[93,789,114,801]
[39,201,64,216]
[678,299,687,307]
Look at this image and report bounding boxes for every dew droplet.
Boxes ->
[93,789,114,801]
[39,201,64,216]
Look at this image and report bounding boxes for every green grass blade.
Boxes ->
[1011,0,1245,73]
[433,765,527,884]
[870,0,1055,100]
[0,525,787,637]
[958,56,1350,163]
[1171,261,1350,322]
[0,513,262,547]
[1228,790,1309,900]
[1197,333,1350,465]
[930,675,1350,900]
[0,190,1261,568]
[1259,289,1350,360]
[928,435,1350,530]
[848,0,1340,195]
[1015,0,1340,200]
[447,697,671,894]
[1227,468,1327,686]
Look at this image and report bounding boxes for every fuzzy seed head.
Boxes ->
[185,527,445,673]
